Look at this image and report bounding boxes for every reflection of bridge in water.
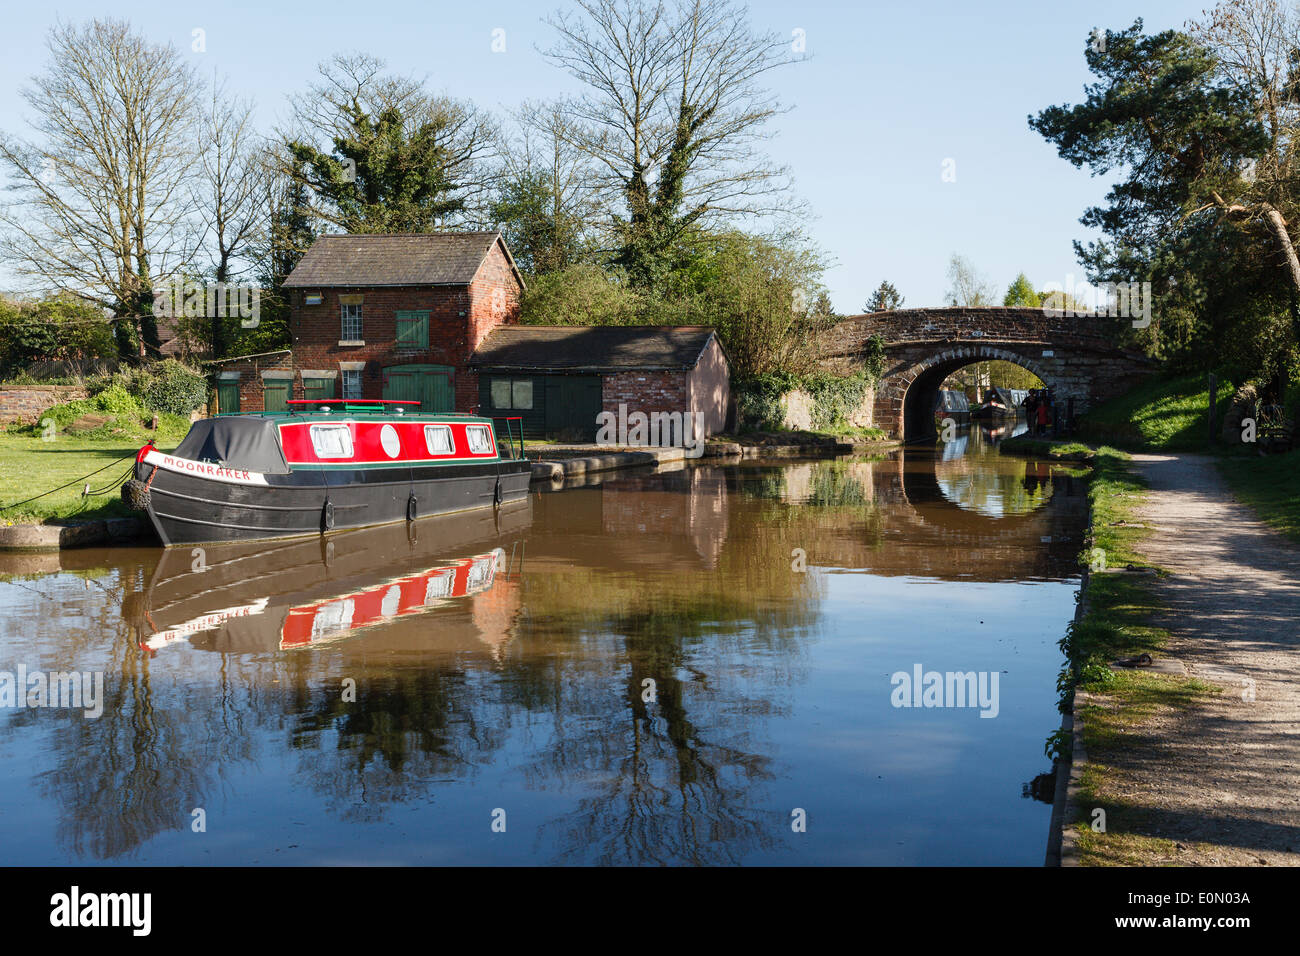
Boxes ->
[538,442,1087,583]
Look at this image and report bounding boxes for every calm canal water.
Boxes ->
[0,426,1088,865]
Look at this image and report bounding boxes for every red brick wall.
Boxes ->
[288,238,522,412]
[0,386,88,424]
[211,352,294,414]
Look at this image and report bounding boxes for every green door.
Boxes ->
[302,376,336,402]
[383,364,454,412]
[263,379,290,413]
[544,376,602,440]
[217,381,240,414]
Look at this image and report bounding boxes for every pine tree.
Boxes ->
[864,280,903,312]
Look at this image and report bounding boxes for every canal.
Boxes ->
[0,427,1089,865]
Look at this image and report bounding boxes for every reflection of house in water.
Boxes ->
[570,470,731,569]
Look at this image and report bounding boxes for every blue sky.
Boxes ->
[0,0,1205,312]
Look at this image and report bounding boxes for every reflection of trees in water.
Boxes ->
[934,459,1054,517]
[7,584,264,860]
[523,609,789,865]
[285,662,505,823]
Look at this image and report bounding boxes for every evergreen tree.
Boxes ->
[864,280,904,312]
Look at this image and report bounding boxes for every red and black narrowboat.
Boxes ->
[122,400,532,546]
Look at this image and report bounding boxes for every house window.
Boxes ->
[341,369,363,400]
[309,424,354,459]
[424,424,454,455]
[395,310,429,349]
[341,303,363,341]
[465,424,494,455]
[490,376,533,410]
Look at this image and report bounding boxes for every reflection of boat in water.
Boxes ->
[125,501,531,655]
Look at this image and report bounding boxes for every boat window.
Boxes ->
[309,424,354,459]
[465,424,494,455]
[425,424,454,455]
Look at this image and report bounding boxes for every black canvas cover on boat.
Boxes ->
[172,417,290,474]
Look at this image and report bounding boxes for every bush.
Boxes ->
[92,384,138,415]
[141,359,207,416]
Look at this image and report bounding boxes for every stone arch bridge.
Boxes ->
[820,307,1154,439]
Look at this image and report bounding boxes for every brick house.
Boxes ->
[215,231,525,415]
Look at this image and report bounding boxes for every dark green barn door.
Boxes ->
[383,364,454,412]
[544,376,602,441]
[217,381,240,414]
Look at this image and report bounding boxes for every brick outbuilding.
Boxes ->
[468,325,731,442]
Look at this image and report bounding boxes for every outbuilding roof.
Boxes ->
[282,232,523,289]
[469,325,723,373]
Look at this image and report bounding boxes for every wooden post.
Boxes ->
[1207,373,1218,446]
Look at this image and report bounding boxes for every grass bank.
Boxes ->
[1076,373,1232,452]
[0,431,177,523]
[1216,447,1300,543]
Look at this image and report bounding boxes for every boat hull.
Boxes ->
[131,458,533,546]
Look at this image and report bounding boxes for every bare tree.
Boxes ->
[944,254,998,307]
[0,19,203,359]
[543,0,801,287]
[194,76,262,356]
[492,101,604,272]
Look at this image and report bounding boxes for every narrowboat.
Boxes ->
[933,388,971,428]
[122,399,532,546]
[971,387,1028,421]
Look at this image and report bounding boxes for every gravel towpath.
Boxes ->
[1103,453,1300,864]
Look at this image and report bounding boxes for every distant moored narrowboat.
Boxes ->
[122,400,531,546]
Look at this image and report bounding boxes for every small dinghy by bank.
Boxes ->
[123,400,531,546]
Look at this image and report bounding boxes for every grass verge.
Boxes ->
[0,432,176,523]
[1216,447,1300,543]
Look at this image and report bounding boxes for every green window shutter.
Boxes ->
[395,310,429,349]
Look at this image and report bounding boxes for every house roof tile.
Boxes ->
[283,232,522,288]
[469,325,720,372]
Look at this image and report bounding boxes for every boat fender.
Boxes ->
[407,494,418,522]
[121,478,150,511]
[493,476,503,506]
[322,498,335,532]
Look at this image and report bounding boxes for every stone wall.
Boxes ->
[765,385,875,431]
[0,385,88,424]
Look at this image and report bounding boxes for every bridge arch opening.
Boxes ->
[899,349,1055,441]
